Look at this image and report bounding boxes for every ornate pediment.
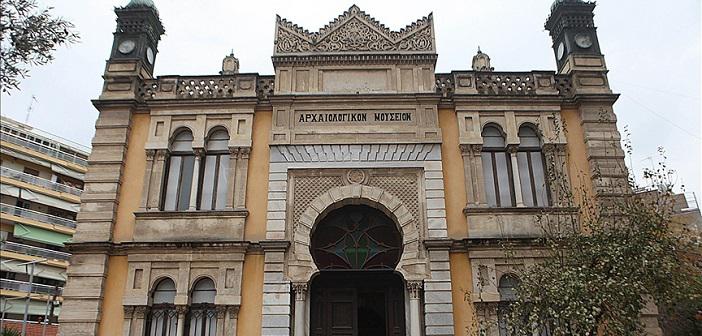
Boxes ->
[274,5,435,55]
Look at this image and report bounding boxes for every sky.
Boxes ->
[1,0,700,201]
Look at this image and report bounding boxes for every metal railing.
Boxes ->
[1,241,70,261]
[0,166,83,196]
[0,279,62,296]
[0,132,88,166]
[0,203,77,229]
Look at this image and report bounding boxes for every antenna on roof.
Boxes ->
[25,95,37,124]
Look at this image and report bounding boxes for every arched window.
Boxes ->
[199,129,229,210]
[497,274,520,336]
[517,125,549,207]
[163,130,195,211]
[481,125,515,207]
[186,278,217,336]
[147,278,178,336]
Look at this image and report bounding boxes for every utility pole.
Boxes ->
[18,258,47,336]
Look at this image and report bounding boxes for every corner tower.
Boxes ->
[545,0,604,74]
[101,0,164,99]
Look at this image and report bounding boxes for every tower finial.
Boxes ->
[472,48,493,72]
[221,51,240,75]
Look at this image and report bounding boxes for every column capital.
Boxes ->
[193,148,205,157]
[216,305,228,319]
[227,305,240,319]
[506,144,520,154]
[459,144,482,156]
[406,280,423,299]
[133,305,149,319]
[123,305,136,319]
[175,304,188,315]
[292,282,308,301]
[155,148,169,160]
[145,149,157,160]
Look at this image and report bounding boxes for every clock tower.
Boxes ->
[545,0,605,74]
[101,0,164,98]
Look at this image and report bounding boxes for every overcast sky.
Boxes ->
[1,0,700,200]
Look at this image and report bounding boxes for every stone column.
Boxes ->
[225,305,239,336]
[507,145,524,207]
[188,149,203,211]
[216,306,227,336]
[407,280,423,336]
[146,149,168,211]
[139,149,156,211]
[292,282,308,336]
[175,305,187,336]
[131,306,149,336]
[460,144,486,207]
[234,148,250,209]
[122,306,134,336]
[225,147,240,210]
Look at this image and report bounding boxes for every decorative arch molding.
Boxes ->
[288,184,427,282]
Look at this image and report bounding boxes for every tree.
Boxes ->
[502,146,702,335]
[0,0,79,93]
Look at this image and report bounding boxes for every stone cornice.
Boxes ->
[65,241,257,254]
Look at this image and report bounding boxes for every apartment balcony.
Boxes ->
[1,241,70,262]
[0,166,82,197]
[0,203,76,230]
[0,132,88,167]
[0,279,62,297]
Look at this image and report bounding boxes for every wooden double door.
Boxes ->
[310,272,406,336]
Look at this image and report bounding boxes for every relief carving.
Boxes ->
[275,5,434,55]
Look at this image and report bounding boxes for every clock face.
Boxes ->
[574,33,593,49]
[557,42,565,60]
[146,47,155,64]
[117,40,136,54]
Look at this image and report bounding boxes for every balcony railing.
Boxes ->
[0,279,62,296]
[0,203,77,229]
[1,241,70,261]
[0,132,88,166]
[0,166,82,196]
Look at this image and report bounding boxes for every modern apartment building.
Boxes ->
[1,115,89,335]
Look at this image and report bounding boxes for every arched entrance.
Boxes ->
[309,205,407,336]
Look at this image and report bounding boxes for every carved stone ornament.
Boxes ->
[406,280,423,299]
[227,305,240,319]
[472,47,494,72]
[292,282,308,301]
[220,51,239,75]
[123,305,136,318]
[346,169,366,185]
[133,305,149,318]
[274,5,435,55]
[145,149,157,160]
[216,305,227,319]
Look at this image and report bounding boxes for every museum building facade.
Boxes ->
[58,0,662,335]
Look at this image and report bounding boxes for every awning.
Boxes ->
[0,260,67,281]
[0,184,79,212]
[13,224,71,247]
[50,163,84,180]
[0,147,51,168]
[0,297,61,316]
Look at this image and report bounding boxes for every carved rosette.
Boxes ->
[406,280,423,300]
[292,282,308,301]
[345,169,367,185]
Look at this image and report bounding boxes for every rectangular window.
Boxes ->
[517,151,549,207]
[482,151,515,207]
[199,155,230,210]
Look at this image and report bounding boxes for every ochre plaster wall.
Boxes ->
[97,256,129,336]
[438,108,474,335]
[237,253,264,336]
[560,108,594,208]
[449,252,475,336]
[438,108,468,239]
[245,110,272,241]
[113,112,150,242]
